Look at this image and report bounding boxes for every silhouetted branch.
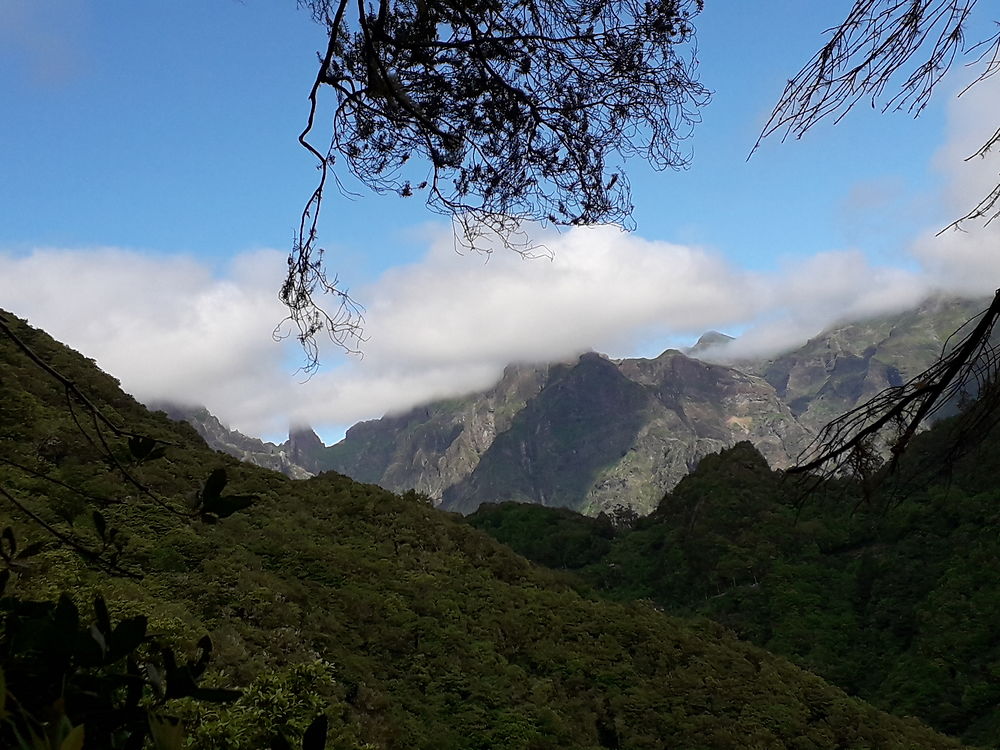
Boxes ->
[287,0,709,364]
[0,484,140,578]
[791,289,1000,483]
[0,313,176,446]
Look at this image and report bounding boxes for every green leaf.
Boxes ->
[59,725,85,750]
[148,713,185,750]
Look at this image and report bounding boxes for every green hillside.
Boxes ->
[469,419,1000,746]
[0,310,971,748]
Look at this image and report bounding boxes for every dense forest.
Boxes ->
[0,312,981,747]
[469,420,1000,746]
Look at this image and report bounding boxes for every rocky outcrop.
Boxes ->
[310,296,989,515]
[319,363,551,498]
[741,296,987,432]
[149,403,314,480]
[320,349,812,516]
[162,295,991,515]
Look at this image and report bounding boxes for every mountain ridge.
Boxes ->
[164,295,991,516]
[0,307,967,748]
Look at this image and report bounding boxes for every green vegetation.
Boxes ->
[0,311,972,747]
[469,426,1000,747]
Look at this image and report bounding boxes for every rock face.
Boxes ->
[149,403,314,480]
[440,351,809,515]
[321,363,551,498]
[165,295,991,515]
[311,295,990,515]
[742,296,987,433]
[312,348,811,516]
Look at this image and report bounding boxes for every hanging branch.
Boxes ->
[751,1,1000,483]
[0,312,176,447]
[280,0,367,372]
[286,0,709,366]
[0,314,213,577]
[790,289,1000,482]
[755,1,1000,225]
[0,312,192,520]
[0,484,140,579]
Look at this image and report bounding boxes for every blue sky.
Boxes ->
[2,1,999,442]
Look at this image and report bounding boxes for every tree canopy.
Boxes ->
[284,0,708,364]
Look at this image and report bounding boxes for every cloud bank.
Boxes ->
[0,230,935,440]
[4,77,1000,441]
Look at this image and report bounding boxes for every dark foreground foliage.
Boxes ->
[0,309,969,747]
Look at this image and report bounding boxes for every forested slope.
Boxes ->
[0,309,969,748]
[469,418,1000,746]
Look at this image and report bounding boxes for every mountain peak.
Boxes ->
[688,330,735,356]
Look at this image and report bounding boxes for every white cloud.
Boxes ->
[0,247,297,438]
[909,74,1000,293]
[1,230,764,437]
[5,77,1000,441]
[0,230,936,440]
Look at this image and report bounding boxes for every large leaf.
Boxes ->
[200,469,228,506]
[59,725,85,750]
[189,635,212,679]
[108,615,148,663]
[148,713,185,750]
[1,527,15,561]
[201,494,256,520]
[128,435,167,463]
[92,511,107,543]
[93,596,111,639]
[302,715,328,750]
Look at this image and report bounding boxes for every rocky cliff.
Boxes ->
[149,403,315,480]
[167,295,991,515]
[313,295,989,515]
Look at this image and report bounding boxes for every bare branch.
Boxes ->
[791,289,1000,484]
[287,0,709,362]
[754,2,1000,484]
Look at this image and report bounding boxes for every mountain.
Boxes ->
[149,401,316,479]
[741,295,987,432]
[309,350,810,516]
[0,308,967,748]
[441,351,808,515]
[685,329,735,357]
[467,414,1000,746]
[302,295,990,515]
